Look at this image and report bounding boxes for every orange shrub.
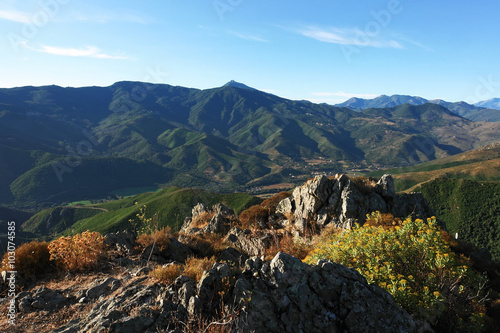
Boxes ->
[261,191,291,212]
[181,233,227,257]
[184,256,216,282]
[0,240,52,278]
[150,263,183,285]
[48,231,106,272]
[239,205,268,229]
[265,233,313,260]
[364,211,402,228]
[136,227,172,253]
[191,212,215,229]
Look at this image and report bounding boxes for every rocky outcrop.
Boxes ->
[277,174,434,231]
[16,287,69,313]
[45,252,419,333]
[104,230,136,255]
[181,203,236,235]
[224,227,273,257]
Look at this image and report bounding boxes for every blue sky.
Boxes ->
[1,0,499,104]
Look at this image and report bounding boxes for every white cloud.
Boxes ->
[0,9,30,23]
[24,44,128,59]
[297,25,403,49]
[71,7,150,24]
[230,31,269,43]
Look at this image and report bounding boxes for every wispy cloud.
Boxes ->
[297,25,403,49]
[230,31,269,43]
[0,9,30,23]
[71,7,150,24]
[24,44,128,59]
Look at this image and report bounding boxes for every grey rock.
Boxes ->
[166,238,192,262]
[104,230,136,255]
[19,287,67,313]
[217,247,248,267]
[280,174,433,232]
[375,174,396,199]
[225,227,272,257]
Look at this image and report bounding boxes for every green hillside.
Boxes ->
[368,142,500,192]
[415,178,500,261]
[21,187,261,238]
[1,82,500,208]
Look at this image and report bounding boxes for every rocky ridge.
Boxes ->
[2,174,436,332]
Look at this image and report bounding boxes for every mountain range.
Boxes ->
[335,94,500,122]
[1,81,500,209]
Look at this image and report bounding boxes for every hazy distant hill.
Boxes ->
[336,94,500,122]
[336,94,428,109]
[1,82,500,208]
[474,97,500,110]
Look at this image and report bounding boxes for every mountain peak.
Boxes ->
[223,80,256,90]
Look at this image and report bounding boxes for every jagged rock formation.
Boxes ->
[7,174,439,332]
[181,203,236,235]
[277,174,434,231]
[16,252,419,333]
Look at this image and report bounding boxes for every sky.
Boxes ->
[1,0,499,105]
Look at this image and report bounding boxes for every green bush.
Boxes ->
[305,213,488,331]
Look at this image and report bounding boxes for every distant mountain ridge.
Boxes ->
[336,94,500,122]
[1,81,500,208]
[474,97,500,110]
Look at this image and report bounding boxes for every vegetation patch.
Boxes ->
[305,213,489,332]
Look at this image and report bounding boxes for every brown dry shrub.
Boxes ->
[184,256,216,282]
[135,227,172,252]
[350,176,377,195]
[48,231,106,272]
[0,240,53,278]
[239,205,268,229]
[261,191,291,211]
[191,211,215,229]
[181,233,227,257]
[364,211,402,228]
[150,263,183,285]
[264,232,313,261]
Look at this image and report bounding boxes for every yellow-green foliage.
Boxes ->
[48,231,106,272]
[0,240,52,278]
[305,214,487,330]
[129,204,157,235]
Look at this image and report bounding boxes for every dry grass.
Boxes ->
[191,211,215,229]
[1,240,52,279]
[135,227,172,253]
[180,233,228,257]
[350,176,377,195]
[264,232,313,261]
[150,263,183,285]
[150,256,216,285]
[48,231,106,272]
[183,256,216,282]
[239,191,291,229]
[363,211,402,228]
